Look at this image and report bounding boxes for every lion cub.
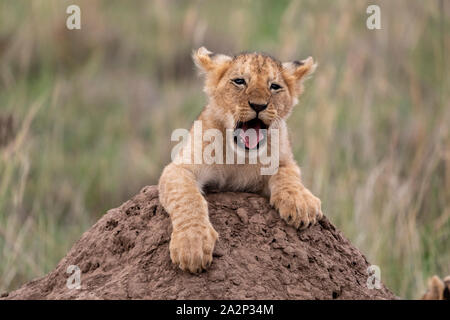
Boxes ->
[158,47,323,273]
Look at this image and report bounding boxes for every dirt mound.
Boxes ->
[2,186,396,300]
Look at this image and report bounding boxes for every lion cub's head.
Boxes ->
[193,47,316,150]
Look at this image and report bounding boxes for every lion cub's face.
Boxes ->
[193,47,316,149]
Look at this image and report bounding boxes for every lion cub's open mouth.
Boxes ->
[234,118,267,150]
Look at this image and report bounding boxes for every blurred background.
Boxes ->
[0,0,449,299]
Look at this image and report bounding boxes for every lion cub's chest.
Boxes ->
[197,164,267,194]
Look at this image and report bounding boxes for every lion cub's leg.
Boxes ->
[158,163,218,273]
[268,162,323,229]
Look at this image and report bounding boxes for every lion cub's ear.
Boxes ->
[282,57,317,98]
[422,275,445,300]
[443,276,450,300]
[282,57,317,81]
[193,47,232,74]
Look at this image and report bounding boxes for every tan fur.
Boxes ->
[422,275,450,300]
[158,47,322,273]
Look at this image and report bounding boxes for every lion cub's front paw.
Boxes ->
[270,188,323,229]
[169,222,218,273]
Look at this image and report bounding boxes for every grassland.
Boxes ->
[0,0,449,299]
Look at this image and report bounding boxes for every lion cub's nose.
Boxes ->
[249,101,268,113]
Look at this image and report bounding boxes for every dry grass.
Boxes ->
[0,0,449,298]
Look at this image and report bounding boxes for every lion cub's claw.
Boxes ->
[271,189,323,229]
[169,223,218,273]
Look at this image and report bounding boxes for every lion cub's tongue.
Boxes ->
[239,121,264,149]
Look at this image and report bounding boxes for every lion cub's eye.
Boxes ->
[232,78,246,85]
[270,83,282,91]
